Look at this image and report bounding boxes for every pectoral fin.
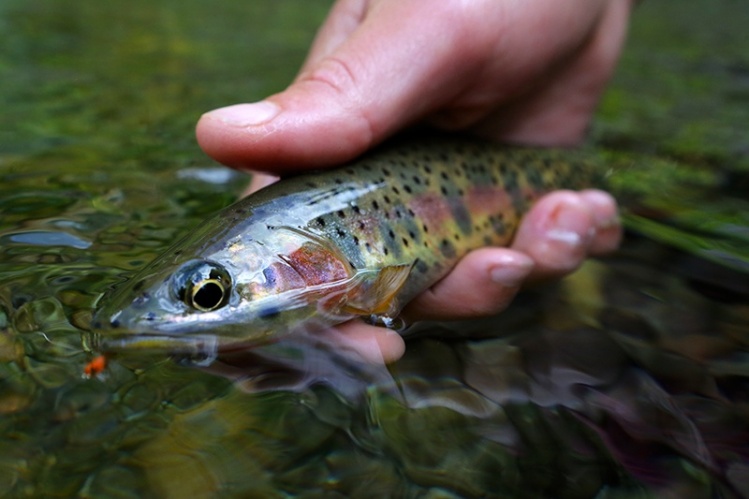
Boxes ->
[340,263,414,317]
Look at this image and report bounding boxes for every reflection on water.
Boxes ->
[1,0,748,497]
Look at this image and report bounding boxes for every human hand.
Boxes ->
[195,0,631,363]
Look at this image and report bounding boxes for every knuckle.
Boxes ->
[302,55,360,98]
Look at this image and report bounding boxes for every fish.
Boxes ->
[91,134,606,361]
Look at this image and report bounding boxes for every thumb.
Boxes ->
[196,2,472,174]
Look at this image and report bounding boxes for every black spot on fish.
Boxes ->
[384,247,389,256]
[353,236,359,245]
[392,186,400,195]
[408,208,415,217]
[337,210,346,218]
[441,186,448,196]
[383,167,391,176]
[409,231,416,239]
[527,168,542,188]
[372,200,380,211]
[336,228,345,238]
[133,292,151,308]
[491,215,507,235]
[388,229,395,239]
[352,205,361,214]
[358,221,365,230]
[505,170,518,190]
[424,165,432,174]
[402,237,409,247]
[316,217,326,228]
[440,239,456,258]
[441,172,449,181]
[384,195,391,204]
[404,185,412,194]
[262,267,277,287]
[422,223,428,233]
[413,176,421,185]
[415,259,429,274]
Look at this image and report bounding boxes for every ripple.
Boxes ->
[1,230,91,249]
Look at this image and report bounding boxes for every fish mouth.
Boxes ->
[89,331,220,364]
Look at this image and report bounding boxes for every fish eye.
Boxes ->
[171,260,232,312]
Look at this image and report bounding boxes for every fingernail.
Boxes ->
[204,101,280,127]
[490,255,533,287]
[580,190,620,230]
[545,203,594,249]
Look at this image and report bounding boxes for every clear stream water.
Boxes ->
[0,0,748,497]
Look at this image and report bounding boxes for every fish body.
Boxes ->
[94,135,604,356]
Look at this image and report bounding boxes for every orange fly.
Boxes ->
[84,355,107,377]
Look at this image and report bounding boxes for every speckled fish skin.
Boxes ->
[93,135,605,355]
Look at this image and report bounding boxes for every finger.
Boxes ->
[241,173,279,198]
[196,3,459,172]
[299,0,369,72]
[319,320,405,364]
[402,248,534,322]
[512,190,596,280]
[579,189,622,255]
[468,0,633,145]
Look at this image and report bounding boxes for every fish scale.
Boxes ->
[92,135,605,357]
[283,138,600,306]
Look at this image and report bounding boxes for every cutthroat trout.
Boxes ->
[92,135,605,359]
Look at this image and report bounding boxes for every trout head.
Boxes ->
[92,236,341,356]
[93,221,414,359]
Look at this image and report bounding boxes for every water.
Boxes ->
[1,0,748,497]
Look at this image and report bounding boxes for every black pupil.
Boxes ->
[193,281,224,310]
